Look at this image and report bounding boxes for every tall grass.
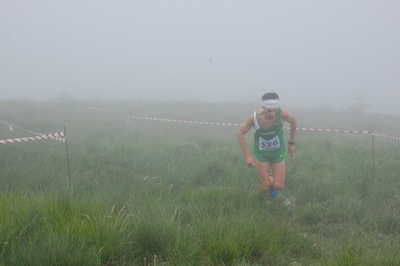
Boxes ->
[0,99,399,265]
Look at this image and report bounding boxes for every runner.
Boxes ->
[237,92,297,197]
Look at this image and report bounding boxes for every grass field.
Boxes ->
[1,99,399,265]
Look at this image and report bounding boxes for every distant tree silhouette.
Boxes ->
[348,96,370,114]
[54,91,74,101]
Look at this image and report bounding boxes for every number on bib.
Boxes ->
[259,136,280,151]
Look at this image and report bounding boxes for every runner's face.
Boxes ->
[263,107,277,118]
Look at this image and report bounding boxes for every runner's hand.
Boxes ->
[246,155,256,167]
[287,144,295,157]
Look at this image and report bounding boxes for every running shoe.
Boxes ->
[269,188,278,198]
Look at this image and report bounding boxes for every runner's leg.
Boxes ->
[255,159,271,191]
[270,160,286,191]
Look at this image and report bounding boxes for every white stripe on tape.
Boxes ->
[0,132,65,145]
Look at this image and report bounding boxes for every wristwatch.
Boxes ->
[288,141,295,145]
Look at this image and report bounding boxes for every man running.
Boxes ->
[237,92,297,197]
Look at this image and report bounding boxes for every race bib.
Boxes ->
[259,136,280,151]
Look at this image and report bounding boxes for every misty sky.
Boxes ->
[1,1,399,114]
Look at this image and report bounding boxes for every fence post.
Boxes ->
[128,110,131,132]
[64,125,72,192]
[371,131,376,183]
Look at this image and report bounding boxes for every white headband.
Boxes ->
[262,99,279,109]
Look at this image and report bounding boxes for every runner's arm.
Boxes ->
[281,108,297,143]
[281,108,297,156]
[237,116,255,166]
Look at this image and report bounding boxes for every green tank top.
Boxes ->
[253,107,285,157]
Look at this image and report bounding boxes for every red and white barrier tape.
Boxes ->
[126,117,375,134]
[4,102,397,145]
[73,103,129,117]
[372,133,400,141]
[283,127,372,134]
[0,121,65,143]
[67,102,400,142]
[126,117,398,140]
[0,132,65,145]
[127,116,242,127]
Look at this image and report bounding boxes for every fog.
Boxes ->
[1,1,399,114]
